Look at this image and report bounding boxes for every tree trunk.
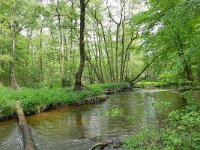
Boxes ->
[74,0,87,90]
[86,36,102,82]
[55,0,65,85]
[120,20,125,81]
[10,13,19,90]
[115,26,120,82]
[96,25,104,83]
[130,55,160,85]
[99,21,113,82]
[16,101,36,150]
[108,27,115,81]
[39,27,44,82]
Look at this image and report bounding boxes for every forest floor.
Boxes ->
[0,82,129,121]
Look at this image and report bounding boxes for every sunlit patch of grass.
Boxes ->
[135,81,169,88]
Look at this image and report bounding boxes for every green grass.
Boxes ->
[135,81,170,88]
[0,82,129,120]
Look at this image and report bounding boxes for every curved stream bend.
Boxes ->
[0,88,185,150]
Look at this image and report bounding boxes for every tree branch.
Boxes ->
[85,0,90,6]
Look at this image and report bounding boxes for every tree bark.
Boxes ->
[99,21,113,82]
[74,0,88,90]
[10,5,19,90]
[16,101,36,150]
[120,19,125,81]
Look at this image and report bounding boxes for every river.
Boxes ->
[0,88,186,150]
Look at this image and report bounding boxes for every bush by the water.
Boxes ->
[0,82,129,120]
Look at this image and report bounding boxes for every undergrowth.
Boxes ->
[0,82,129,120]
[135,81,170,88]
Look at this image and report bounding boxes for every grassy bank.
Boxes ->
[0,82,129,120]
[134,81,170,88]
[124,90,200,149]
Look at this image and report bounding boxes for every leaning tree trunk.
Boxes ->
[74,0,87,90]
[130,54,160,85]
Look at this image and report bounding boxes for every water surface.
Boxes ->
[0,88,185,150]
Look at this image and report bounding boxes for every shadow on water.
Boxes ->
[0,88,186,150]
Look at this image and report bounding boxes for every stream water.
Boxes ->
[0,88,186,150]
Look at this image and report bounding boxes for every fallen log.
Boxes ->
[16,101,36,150]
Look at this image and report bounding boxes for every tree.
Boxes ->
[74,0,90,90]
[133,0,200,83]
[0,0,39,89]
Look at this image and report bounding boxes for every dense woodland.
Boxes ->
[0,0,200,149]
[0,0,199,89]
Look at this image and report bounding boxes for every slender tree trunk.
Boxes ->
[130,55,160,85]
[39,27,44,82]
[86,55,101,82]
[55,0,65,85]
[115,25,120,82]
[96,25,104,83]
[120,20,125,81]
[70,0,75,60]
[99,22,113,82]
[108,27,115,81]
[93,32,101,81]
[10,4,19,90]
[74,0,87,90]
[86,36,102,82]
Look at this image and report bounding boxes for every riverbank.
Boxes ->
[124,89,200,149]
[134,81,172,88]
[0,82,130,121]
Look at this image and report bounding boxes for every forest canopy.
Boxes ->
[0,0,199,89]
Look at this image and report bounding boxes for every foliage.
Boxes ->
[133,0,200,82]
[124,128,162,150]
[0,0,142,88]
[152,101,171,114]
